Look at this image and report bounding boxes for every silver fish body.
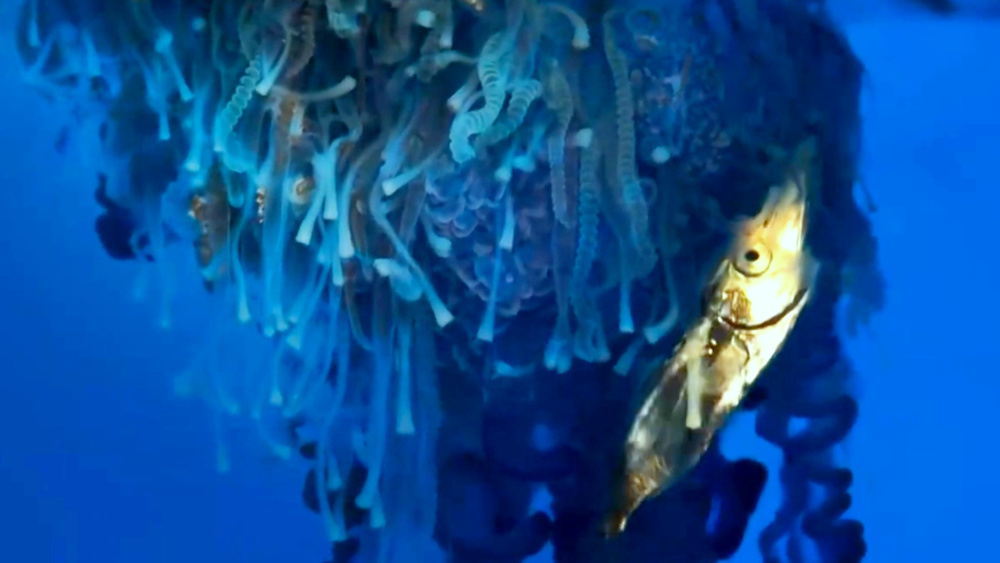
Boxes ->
[606,141,820,536]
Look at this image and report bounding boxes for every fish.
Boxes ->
[605,140,821,536]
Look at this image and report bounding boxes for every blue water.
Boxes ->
[1,10,997,563]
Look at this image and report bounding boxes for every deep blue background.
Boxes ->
[0,8,997,563]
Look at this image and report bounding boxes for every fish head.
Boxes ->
[710,141,819,333]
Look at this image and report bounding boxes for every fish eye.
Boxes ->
[734,242,771,277]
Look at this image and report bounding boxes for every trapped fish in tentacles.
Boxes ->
[607,139,821,536]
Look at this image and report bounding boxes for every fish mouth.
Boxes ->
[721,288,809,331]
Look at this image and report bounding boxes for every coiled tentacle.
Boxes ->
[475,79,543,150]
[754,291,866,563]
[214,57,262,154]
[602,10,656,278]
[542,59,574,228]
[448,32,511,163]
[569,129,608,363]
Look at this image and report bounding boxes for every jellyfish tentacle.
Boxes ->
[214,57,262,153]
[283,1,318,83]
[475,78,543,150]
[541,58,574,228]
[569,129,609,363]
[476,193,507,343]
[448,31,513,163]
[601,9,657,278]
[754,302,867,563]
[642,238,680,344]
[128,0,194,101]
[395,315,416,434]
[538,3,590,50]
[543,206,574,374]
[355,282,394,511]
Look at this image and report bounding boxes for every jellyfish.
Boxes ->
[16,0,883,561]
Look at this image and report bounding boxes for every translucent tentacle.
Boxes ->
[643,256,680,344]
[612,335,645,376]
[369,151,455,326]
[755,300,866,563]
[395,316,415,434]
[284,3,318,81]
[297,137,347,245]
[539,3,590,50]
[448,32,511,163]
[214,58,262,153]
[602,10,656,276]
[544,207,575,373]
[475,79,543,150]
[255,22,295,95]
[317,316,352,542]
[477,191,510,342]
[542,59,574,227]
[355,288,394,510]
[570,130,609,362]
[272,75,357,102]
[128,0,194,101]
